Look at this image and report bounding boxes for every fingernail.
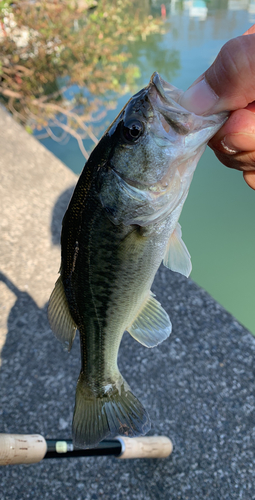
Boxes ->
[180,77,219,115]
[222,133,255,153]
[221,137,239,154]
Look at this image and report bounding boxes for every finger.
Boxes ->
[209,108,255,171]
[208,104,255,190]
[243,170,255,190]
[243,25,255,35]
[208,106,255,182]
[180,26,255,115]
[211,147,255,172]
[209,107,255,154]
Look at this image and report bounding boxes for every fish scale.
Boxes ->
[48,72,228,448]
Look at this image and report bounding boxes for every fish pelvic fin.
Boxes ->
[72,372,151,449]
[48,276,77,351]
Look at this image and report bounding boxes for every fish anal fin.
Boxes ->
[48,276,77,351]
[163,222,192,278]
[127,292,171,348]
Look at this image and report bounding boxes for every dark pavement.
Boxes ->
[1,107,255,500]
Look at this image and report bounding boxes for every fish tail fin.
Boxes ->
[72,372,151,449]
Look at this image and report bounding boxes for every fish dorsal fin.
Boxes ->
[48,276,77,351]
[127,292,171,348]
[163,223,192,278]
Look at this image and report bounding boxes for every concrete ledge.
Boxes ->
[1,107,255,499]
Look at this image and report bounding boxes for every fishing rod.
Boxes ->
[0,434,173,465]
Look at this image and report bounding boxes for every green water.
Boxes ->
[40,1,255,333]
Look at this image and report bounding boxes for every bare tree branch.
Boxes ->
[8,98,27,122]
[0,87,22,98]
[53,116,90,159]
[45,125,68,143]
[31,100,99,144]
[37,86,68,103]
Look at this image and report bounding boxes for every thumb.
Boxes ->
[180,26,255,115]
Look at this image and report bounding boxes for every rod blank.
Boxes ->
[44,439,122,459]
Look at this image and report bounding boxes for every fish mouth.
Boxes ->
[149,72,183,104]
[148,72,228,138]
[148,72,193,136]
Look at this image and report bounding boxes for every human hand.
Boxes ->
[180,25,255,190]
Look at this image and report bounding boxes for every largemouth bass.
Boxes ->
[48,72,227,448]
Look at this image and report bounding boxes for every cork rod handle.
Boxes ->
[117,436,173,459]
[0,434,47,465]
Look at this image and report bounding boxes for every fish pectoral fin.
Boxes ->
[48,276,77,351]
[163,222,192,278]
[127,292,171,348]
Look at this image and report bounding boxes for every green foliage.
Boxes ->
[0,0,164,156]
[25,124,33,134]
[0,0,12,16]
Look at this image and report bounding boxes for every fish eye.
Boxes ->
[121,119,144,143]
